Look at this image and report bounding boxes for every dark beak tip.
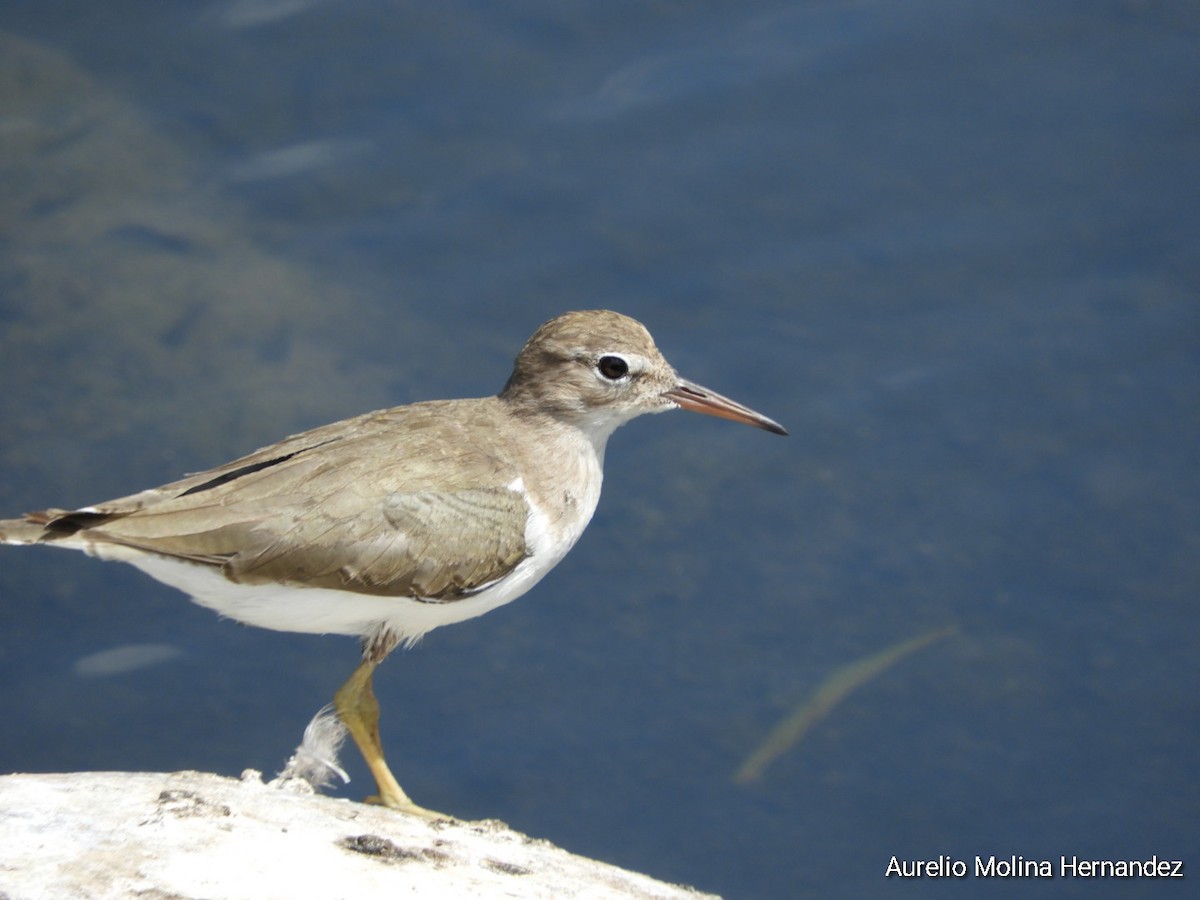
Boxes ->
[666,381,788,436]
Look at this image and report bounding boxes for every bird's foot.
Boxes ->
[365,790,454,821]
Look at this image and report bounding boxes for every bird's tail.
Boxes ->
[0,514,56,545]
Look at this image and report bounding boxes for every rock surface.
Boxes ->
[0,770,716,899]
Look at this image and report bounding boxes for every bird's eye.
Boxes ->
[597,355,630,380]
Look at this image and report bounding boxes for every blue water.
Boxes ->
[1,2,1197,897]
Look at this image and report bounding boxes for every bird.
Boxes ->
[0,309,786,817]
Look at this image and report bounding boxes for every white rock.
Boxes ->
[0,770,717,900]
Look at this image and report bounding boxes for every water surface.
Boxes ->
[0,2,1196,897]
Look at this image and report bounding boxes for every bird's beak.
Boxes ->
[665,378,788,436]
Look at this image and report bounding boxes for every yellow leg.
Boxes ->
[333,658,448,819]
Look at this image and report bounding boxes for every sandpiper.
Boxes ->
[1,309,786,816]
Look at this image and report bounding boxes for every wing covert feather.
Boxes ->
[227,488,529,598]
[40,398,535,600]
